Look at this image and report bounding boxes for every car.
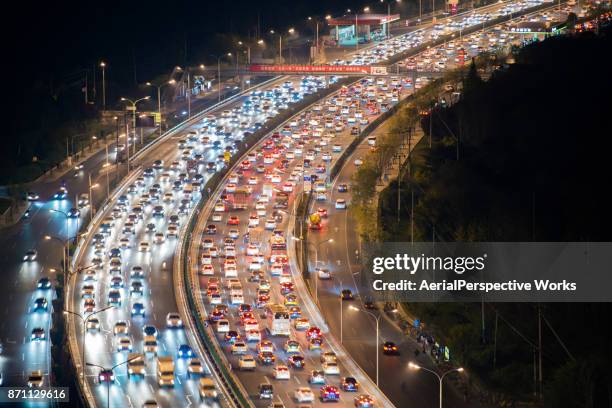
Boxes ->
[178,344,194,358]
[285,340,301,354]
[341,289,354,300]
[321,352,337,364]
[225,330,241,343]
[141,400,160,408]
[30,328,45,341]
[33,297,48,311]
[309,370,325,384]
[354,158,363,166]
[231,341,248,355]
[236,354,256,371]
[335,199,347,209]
[317,268,331,280]
[322,361,340,375]
[117,337,133,352]
[383,341,399,355]
[259,383,274,399]
[354,394,375,407]
[86,317,101,331]
[68,207,80,218]
[98,369,115,384]
[294,317,310,330]
[27,192,40,201]
[143,336,158,354]
[143,325,158,338]
[320,385,340,402]
[166,313,183,328]
[131,302,145,317]
[188,358,204,377]
[306,326,322,339]
[294,387,315,403]
[342,376,359,391]
[139,241,150,252]
[53,189,67,200]
[130,266,145,278]
[108,290,122,305]
[37,277,52,289]
[27,370,44,387]
[23,249,37,261]
[338,183,349,192]
[257,340,274,353]
[288,354,305,369]
[274,364,290,380]
[114,321,129,336]
[258,351,275,365]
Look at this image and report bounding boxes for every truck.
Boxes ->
[157,356,175,387]
[127,353,145,378]
[266,304,291,336]
[270,234,286,250]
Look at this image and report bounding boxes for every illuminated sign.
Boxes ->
[248,65,388,75]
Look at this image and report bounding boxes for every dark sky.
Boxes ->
[4,0,382,89]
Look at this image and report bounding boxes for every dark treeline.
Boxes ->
[380,26,612,406]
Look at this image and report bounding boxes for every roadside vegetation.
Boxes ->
[355,25,612,406]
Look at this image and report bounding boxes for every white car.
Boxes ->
[294,387,315,402]
[246,329,261,342]
[166,313,183,328]
[335,199,347,209]
[264,219,276,230]
[212,212,223,222]
[216,319,230,333]
[246,245,259,256]
[231,341,248,355]
[274,364,291,380]
[317,268,332,280]
[230,293,244,305]
[249,261,263,271]
[138,241,150,252]
[322,362,340,375]
[248,215,259,227]
[354,158,363,166]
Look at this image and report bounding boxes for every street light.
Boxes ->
[210,53,232,102]
[307,17,321,63]
[146,79,176,136]
[64,305,114,388]
[86,355,140,408]
[350,305,381,386]
[380,0,401,37]
[292,237,333,304]
[408,362,465,408]
[120,96,150,171]
[99,61,106,110]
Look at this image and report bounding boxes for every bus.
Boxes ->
[265,304,290,336]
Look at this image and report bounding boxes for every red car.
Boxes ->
[320,385,340,402]
[306,326,322,339]
[227,216,240,225]
[317,208,328,218]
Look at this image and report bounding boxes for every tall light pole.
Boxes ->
[350,306,381,386]
[86,355,140,408]
[64,305,113,387]
[408,362,464,408]
[146,79,176,136]
[307,17,320,63]
[99,61,106,110]
[210,53,232,102]
[120,96,150,171]
[380,0,401,37]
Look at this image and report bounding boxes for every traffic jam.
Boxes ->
[69,0,558,405]
[194,73,413,407]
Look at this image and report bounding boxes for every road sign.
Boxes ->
[414,319,420,328]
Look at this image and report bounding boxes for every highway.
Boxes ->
[0,0,559,405]
[0,80,261,403]
[306,3,579,408]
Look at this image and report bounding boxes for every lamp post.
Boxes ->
[64,305,114,387]
[99,62,106,110]
[350,305,381,386]
[408,362,464,408]
[380,0,401,37]
[307,17,321,63]
[86,355,140,408]
[292,237,333,304]
[210,53,232,102]
[120,96,150,171]
[146,79,176,136]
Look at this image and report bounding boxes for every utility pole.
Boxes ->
[100,62,106,110]
[538,304,543,399]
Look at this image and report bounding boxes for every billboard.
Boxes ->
[248,65,387,75]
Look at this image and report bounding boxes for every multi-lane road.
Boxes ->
[0,0,570,406]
